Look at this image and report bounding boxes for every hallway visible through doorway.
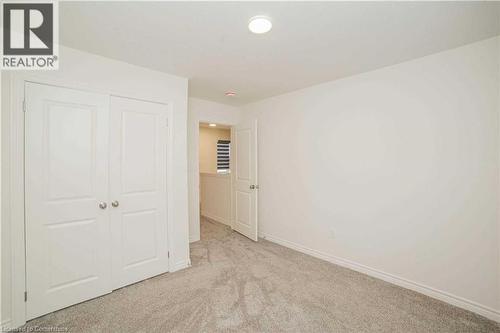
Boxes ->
[199,123,232,228]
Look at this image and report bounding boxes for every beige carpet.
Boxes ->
[24,217,499,332]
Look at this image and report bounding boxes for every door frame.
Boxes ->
[190,118,259,242]
[5,74,174,328]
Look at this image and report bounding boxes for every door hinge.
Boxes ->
[24,291,27,302]
[22,100,26,112]
[168,251,170,258]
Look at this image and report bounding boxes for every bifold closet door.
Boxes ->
[109,96,169,289]
[25,83,112,320]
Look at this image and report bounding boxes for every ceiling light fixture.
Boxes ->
[209,123,217,127]
[225,91,237,97]
[248,16,272,34]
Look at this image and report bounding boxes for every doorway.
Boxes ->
[198,123,233,236]
[195,119,259,242]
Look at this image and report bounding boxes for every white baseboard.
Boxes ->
[1,319,12,330]
[189,234,200,243]
[259,232,500,323]
[201,212,231,226]
[170,259,191,272]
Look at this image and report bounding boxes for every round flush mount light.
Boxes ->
[248,16,272,34]
[225,91,237,97]
[209,123,217,127]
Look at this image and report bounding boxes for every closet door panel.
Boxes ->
[25,82,112,320]
[109,96,169,289]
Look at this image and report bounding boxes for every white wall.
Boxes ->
[0,69,4,328]
[242,37,500,320]
[188,98,240,242]
[200,173,232,225]
[1,72,10,329]
[1,46,190,328]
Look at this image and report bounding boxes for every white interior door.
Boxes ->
[231,119,258,241]
[109,96,169,289]
[25,83,111,319]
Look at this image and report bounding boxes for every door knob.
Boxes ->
[250,185,255,189]
[98,202,107,209]
[111,200,119,208]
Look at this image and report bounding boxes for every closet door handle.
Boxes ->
[111,200,119,208]
[98,202,107,209]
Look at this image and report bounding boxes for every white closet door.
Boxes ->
[231,119,258,241]
[109,96,169,289]
[25,83,111,320]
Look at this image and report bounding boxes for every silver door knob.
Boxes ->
[111,200,119,208]
[250,185,255,189]
[98,202,107,209]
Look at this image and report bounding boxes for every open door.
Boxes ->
[231,119,258,241]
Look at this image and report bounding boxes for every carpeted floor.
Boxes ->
[24,217,499,332]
